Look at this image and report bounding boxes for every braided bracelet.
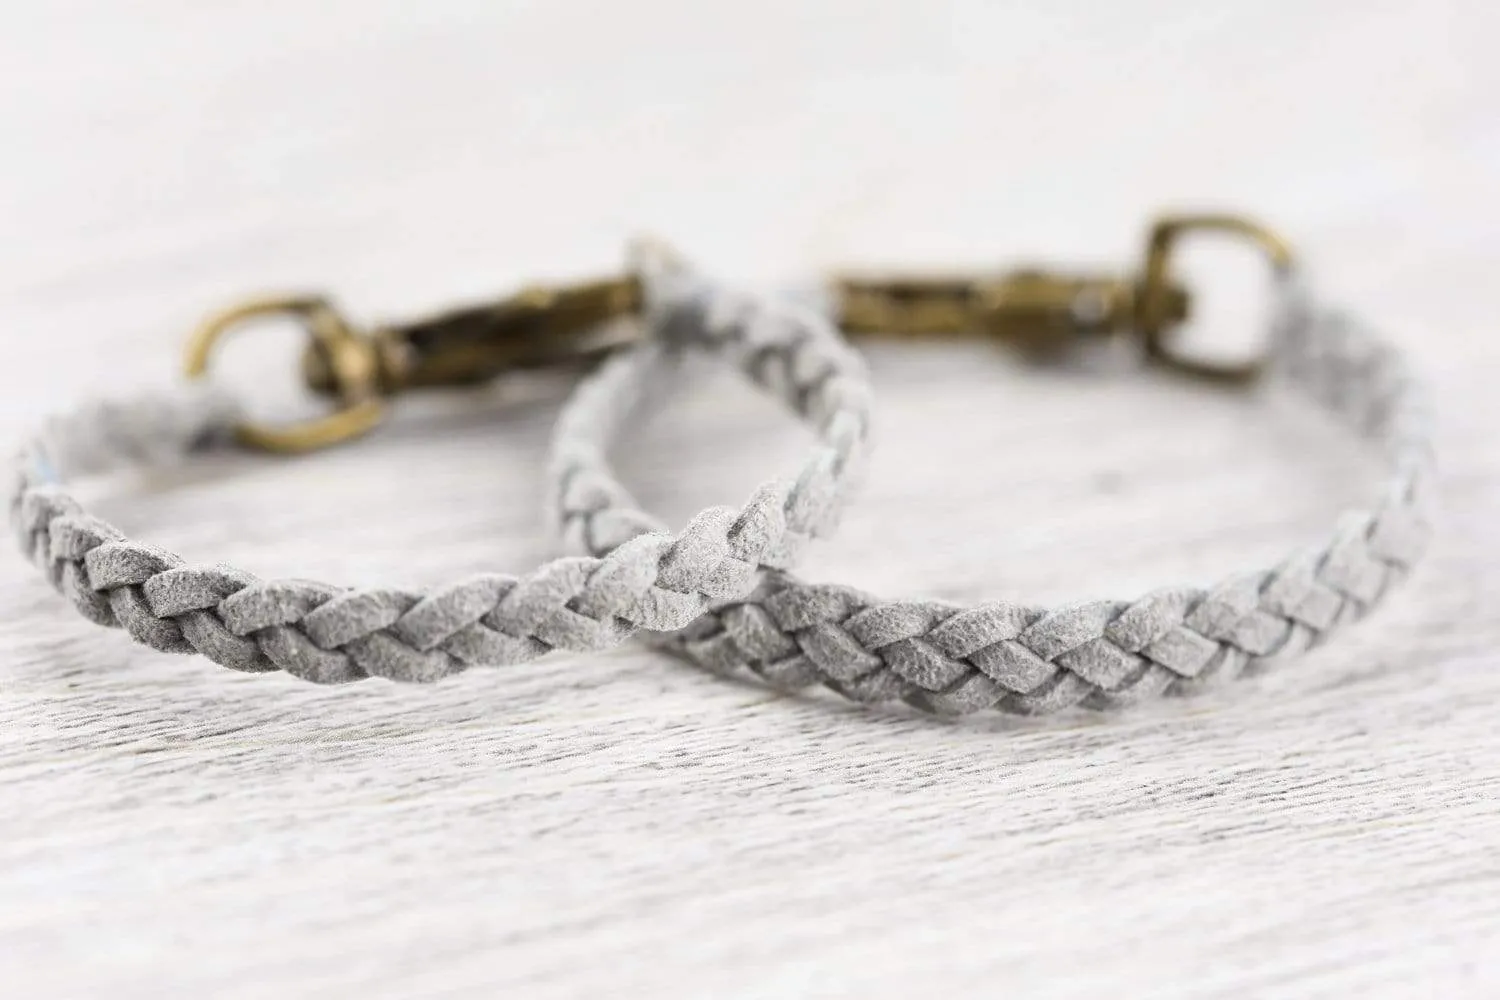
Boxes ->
[554,214,1435,715]
[9,257,872,683]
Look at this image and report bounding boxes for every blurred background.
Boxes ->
[4,1,1492,361]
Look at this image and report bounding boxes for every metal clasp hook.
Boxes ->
[831,213,1294,382]
[183,275,642,453]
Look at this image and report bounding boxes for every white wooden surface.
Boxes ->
[2,2,1497,997]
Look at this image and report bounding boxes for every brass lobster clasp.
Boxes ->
[831,213,1294,382]
[183,275,642,453]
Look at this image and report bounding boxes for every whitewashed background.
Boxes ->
[1,2,1497,997]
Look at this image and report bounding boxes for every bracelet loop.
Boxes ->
[553,213,1433,716]
[12,257,873,684]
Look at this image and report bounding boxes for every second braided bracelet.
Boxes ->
[552,214,1435,715]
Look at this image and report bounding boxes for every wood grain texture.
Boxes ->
[2,2,1497,997]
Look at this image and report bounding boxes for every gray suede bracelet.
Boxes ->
[9,261,872,683]
[553,242,1435,715]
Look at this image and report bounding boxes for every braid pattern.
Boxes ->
[554,278,1434,715]
[8,269,872,683]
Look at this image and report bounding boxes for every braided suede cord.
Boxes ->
[554,277,1435,715]
[7,270,872,684]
